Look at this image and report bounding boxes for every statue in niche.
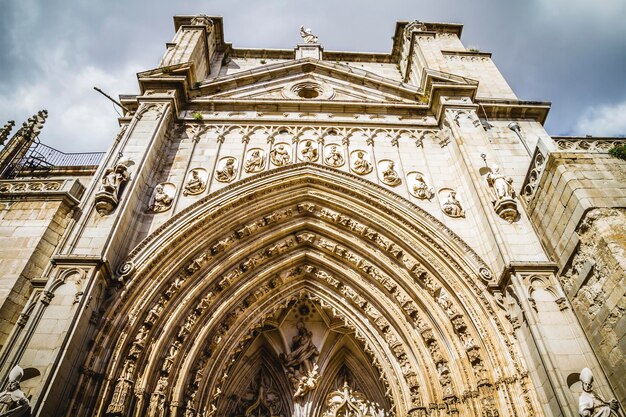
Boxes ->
[351,151,372,175]
[106,360,135,415]
[0,366,30,417]
[411,174,433,200]
[270,144,291,166]
[150,184,174,213]
[215,158,237,183]
[441,190,464,218]
[300,25,319,44]
[324,145,344,167]
[381,161,401,186]
[299,140,318,162]
[147,376,168,417]
[161,342,180,375]
[183,170,206,196]
[485,164,519,223]
[578,368,620,417]
[244,149,265,173]
[280,321,319,397]
[95,157,134,216]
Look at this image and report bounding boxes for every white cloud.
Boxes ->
[576,100,626,137]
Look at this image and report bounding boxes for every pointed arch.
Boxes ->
[71,164,543,417]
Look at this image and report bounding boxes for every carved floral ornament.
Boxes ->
[83,170,546,417]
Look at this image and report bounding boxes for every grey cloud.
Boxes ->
[1,0,624,152]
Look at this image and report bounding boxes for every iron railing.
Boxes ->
[12,141,105,176]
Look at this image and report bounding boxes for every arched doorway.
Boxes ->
[71,164,543,417]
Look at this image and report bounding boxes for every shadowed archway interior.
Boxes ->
[70,164,543,417]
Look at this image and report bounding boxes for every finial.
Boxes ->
[0,120,15,146]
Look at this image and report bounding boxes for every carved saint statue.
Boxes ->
[441,190,464,218]
[486,164,515,201]
[324,145,344,167]
[280,321,319,397]
[300,25,319,44]
[381,161,401,186]
[150,184,173,213]
[95,157,134,216]
[579,368,620,417]
[352,151,372,175]
[0,366,30,417]
[412,175,433,200]
[300,140,319,162]
[270,144,291,166]
[244,149,265,173]
[485,164,518,222]
[215,158,237,183]
[147,376,168,417]
[183,170,205,196]
[106,360,135,415]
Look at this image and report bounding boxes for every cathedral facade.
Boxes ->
[0,15,624,417]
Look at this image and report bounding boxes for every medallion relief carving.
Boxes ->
[378,160,402,186]
[150,183,175,213]
[215,157,238,183]
[270,143,291,166]
[298,139,319,162]
[243,148,266,173]
[439,188,465,218]
[407,172,433,200]
[324,144,345,167]
[350,150,373,175]
[183,168,207,196]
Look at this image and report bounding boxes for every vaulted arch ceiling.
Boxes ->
[72,164,544,417]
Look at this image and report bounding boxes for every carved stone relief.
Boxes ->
[299,139,319,162]
[324,144,345,167]
[215,157,238,183]
[378,160,401,186]
[438,188,465,218]
[150,183,175,213]
[243,148,266,173]
[183,168,207,196]
[350,150,373,175]
[270,143,291,167]
[406,172,433,200]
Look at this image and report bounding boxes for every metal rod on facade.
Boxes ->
[93,87,130,113]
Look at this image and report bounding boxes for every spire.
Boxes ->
[0,120,15,147]
[0,109,48,178]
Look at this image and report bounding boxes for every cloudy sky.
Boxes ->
[1,0,625,152]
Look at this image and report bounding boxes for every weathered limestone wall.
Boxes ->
[526,141,626,406]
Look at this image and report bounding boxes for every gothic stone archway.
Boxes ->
[70,164,544,417]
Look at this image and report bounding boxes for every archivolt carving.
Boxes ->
[74,166,545,417]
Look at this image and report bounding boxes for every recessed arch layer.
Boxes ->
[70,164,544,417]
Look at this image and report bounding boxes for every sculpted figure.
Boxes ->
[412,175,433,199]
[441,190,464,218]
[486,164,519,222]
[299,25,319,44]
[244,150,265,173]
[95,157,134,216]
[486,164,515,201]
[280,321,319,396]
[352,151,372,175]
[0,366,29,417]
[106,360,135,415]
[151,184,173,213]
[215,158,237,183]
[324,145,344,167]
[270,144,291,166]
[183,170,205,196]
[381,161,401,186]
[579,368,620,417]
[300,140,318,162]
